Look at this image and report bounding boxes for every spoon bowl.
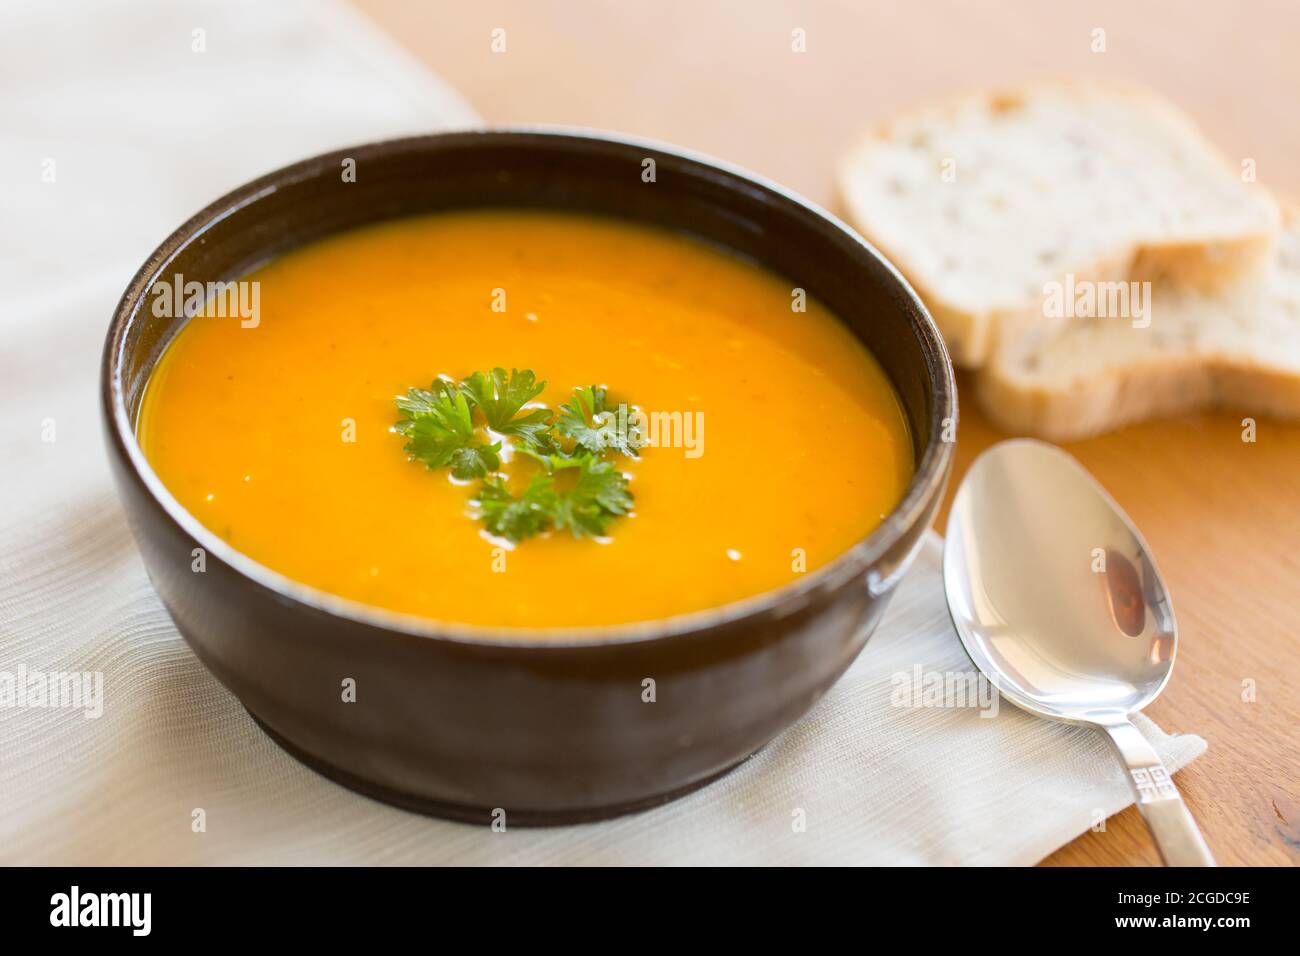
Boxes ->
[944,439,1214,866]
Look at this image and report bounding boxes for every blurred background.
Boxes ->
[356,0,1300,206]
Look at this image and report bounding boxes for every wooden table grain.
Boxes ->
[355,0,1300,866]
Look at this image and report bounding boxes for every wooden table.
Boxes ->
[356,0,1299,866]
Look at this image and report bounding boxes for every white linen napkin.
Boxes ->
[0,0,1205,865]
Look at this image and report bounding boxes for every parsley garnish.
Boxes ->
[554,453,634,536]
[459,368,553,448]
[477,452,632,541]
[556,385,640,457]
[395,368,638,543]
[395,380,500,480]
[477,473,557,542]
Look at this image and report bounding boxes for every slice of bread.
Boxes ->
[838,83,1281,367]
[978,214,1300,440]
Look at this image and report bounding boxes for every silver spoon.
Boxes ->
[943,438,1214,866]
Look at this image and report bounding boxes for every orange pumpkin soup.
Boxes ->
[138,210,912,629]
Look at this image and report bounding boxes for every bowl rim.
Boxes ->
[102,125,956,649]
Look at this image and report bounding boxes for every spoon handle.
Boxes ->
[1101,720,1215,866]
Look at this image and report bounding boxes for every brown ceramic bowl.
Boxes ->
[101,129,955,824]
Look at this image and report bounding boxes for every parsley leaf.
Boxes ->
[553,454,633,538]
[477,474,558,542]
[461,368,552,447]
[556,385,638,456]
[395,381,501,480]
[474,454,632,542]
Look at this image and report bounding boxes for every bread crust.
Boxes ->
[976,354,1300,441]
[978,206,1299,440]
